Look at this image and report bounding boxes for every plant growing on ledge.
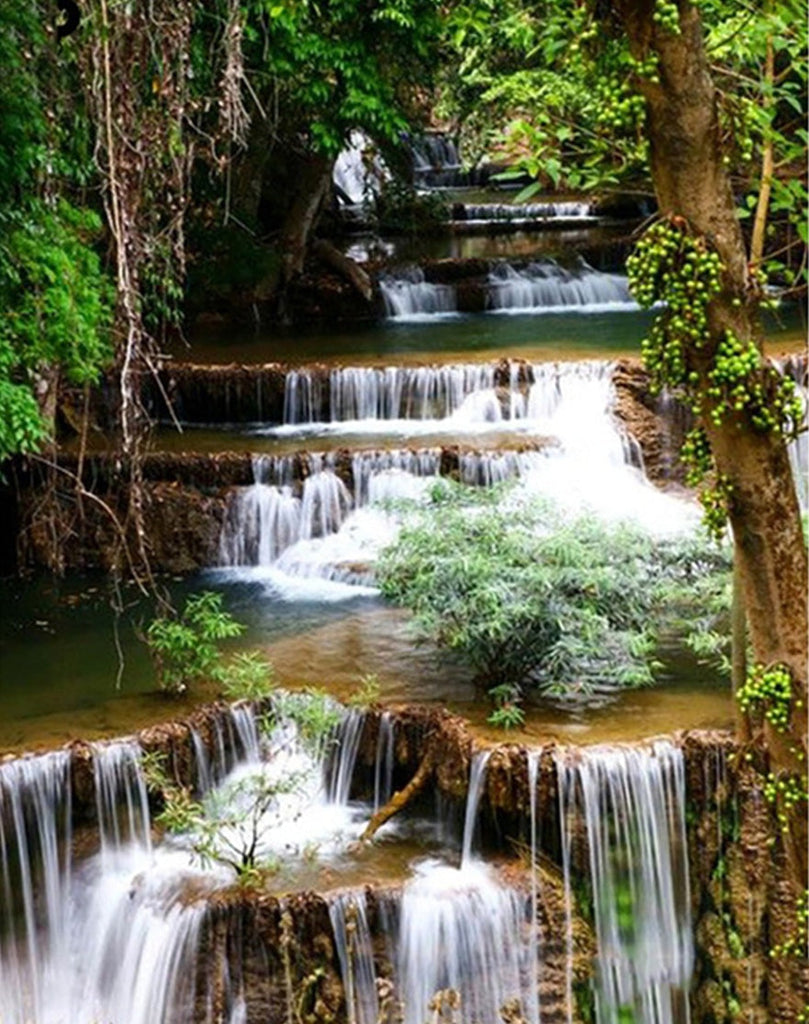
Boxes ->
[377,484,731,710]
[142,591,273,698]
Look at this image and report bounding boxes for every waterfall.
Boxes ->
[396,858,539,1024]
[219,456,352,567]
[527,750,542,1024]
[373,712,395,812]
[457,201,596,222]
[0,752,72,1024]
[284,369,326,425]
[327,708,366,806]
[410,133,464,187]
[352,448,441,505]
[556,741,693,1024]
[91,741,151,855]
[460,750,490,866]
[282,363,505,424]
[329,891,380,1024]
[458,449,547,486]
[488,260,635,313]
[380,268,457,319]
[333,130,387,206]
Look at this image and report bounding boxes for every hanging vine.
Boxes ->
[75,0,246,594]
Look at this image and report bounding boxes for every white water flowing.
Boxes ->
[329,891,380,1024]
[457,201,596,223]
[460,750,490,866]
[555,741,693,1024]
[221,359,697,583]
[380,268,457,320]
[396,858,539,1024]
[0,700,371,1024]
[488,261,636,314]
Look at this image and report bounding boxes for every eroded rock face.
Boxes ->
[611,359,693,486]
[684,735,809,1024]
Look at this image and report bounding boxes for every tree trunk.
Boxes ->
[615,3,807,1015]
[616,0,807,739]
[277,150,334,317]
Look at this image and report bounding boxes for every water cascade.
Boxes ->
[460,750,491,866]
[379,268,457,319]
[395,858,540,1024]
[352,448,441,505]
[329,891,380,1024]
[91,740,151,854]
[556,741,693,1024]
[456,201,596,223]
[488,261,635,313]
[219,457,353,567]
[373,712,395,813]
[0,752,72,1024]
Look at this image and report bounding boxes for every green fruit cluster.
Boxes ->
[763,771,808,834]
[736,662,796,732]
[770,889,808,959]
[628,53,660,84]
[699,473,733,542]
[707,329,804,434]
[597,79,646,132]
[653,0,682,35]
[680,427,712,487]
[627,219,723,394]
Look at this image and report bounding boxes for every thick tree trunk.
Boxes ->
[277,150,334,315]
[617,0,807,733]
[615,4,807,1016]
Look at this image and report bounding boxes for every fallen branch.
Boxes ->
[360,752,433,842]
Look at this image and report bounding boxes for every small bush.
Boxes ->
[377,485,730,706]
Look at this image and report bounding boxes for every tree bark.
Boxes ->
[614,4,807,1014]
[616,0,807,747]
[277,150,334,315]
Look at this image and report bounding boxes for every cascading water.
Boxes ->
[488,260,636,313]
[0,752,72,1024]
[556,741,693,1024]
[329,891,380,1024]
[460,750,491,866]
[280,363,499,425]
[380,268,457,319]
[92,740,152,855]
[219,456,353,568]
[352,448,441,505]
[456,201,596,223]
[373,712,395,813]
[0,699,378,1024]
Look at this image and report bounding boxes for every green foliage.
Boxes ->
[0,4,112,463]
[377,485,731,702]
[263,689,341,758]
[347,673,382,709]
[374,180,449,236]
[220,651,275,701]
[143,591,246,695]
[486,684,525,730]
[245,0,445,155]
[156,770,298,878]
[627,216,805,538]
